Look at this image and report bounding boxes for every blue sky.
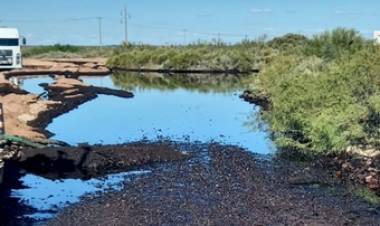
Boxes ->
[1,0,380,45]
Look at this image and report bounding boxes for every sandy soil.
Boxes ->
[4,58,110,77]
[0,74,58,140]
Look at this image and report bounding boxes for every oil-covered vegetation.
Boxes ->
[250,28,380,156]
[107,42,274,72]
[22,44,114,58]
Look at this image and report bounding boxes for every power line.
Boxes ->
[122,5,129,45]
[96,17,103,46]
[1,16,249,38]
[183,29,188,44]
[1,16,251,44]
[1,17,99,23]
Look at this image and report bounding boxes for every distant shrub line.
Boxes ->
[22,44,114,58]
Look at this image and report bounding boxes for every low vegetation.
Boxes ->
[107,42,275,72]
[22,44,114,58]
[354,188,380,205]
[250,28,380,156]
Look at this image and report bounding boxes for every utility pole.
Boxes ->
[97,17,103,46]
[183,29,188,45]
[123,5,128,45]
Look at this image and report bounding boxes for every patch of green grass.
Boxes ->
[354,188,380,205]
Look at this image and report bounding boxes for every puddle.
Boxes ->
[47,74,275,154]
[19,75,54,95]
[8,170,150,224]
[5,73,275,225]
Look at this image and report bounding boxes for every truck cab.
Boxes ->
[0,28,24,69]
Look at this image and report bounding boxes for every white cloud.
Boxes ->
[263,27,275,31]
[250,8,272,14]
[334,10,365,15]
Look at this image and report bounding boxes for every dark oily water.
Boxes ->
[2,163,150,225]
[11,171,150,219]
[9,73,274,225]
[48,74,275,154]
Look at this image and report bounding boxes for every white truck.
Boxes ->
[0,28,25,69]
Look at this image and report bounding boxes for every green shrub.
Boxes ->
[253,34,380,154]
[305,28,368,60]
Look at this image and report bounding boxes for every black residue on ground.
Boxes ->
[46,143,380,226]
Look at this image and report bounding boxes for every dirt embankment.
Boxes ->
[240,90,270,110]
[16,142,188,179]
[48,144,380,226]
[3,58,110,78]
[0,74,56,140]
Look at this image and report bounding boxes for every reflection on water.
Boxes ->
[47,74,274,154]
[111,73,251,93]
[19,75,54,95]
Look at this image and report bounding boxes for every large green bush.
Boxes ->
[252,29,380,155]
[305,28,367,60]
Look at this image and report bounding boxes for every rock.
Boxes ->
[368,167,379,173]
[342,162,353,172]
[0,140,6,146]
[18,114,36,123]
[365,175,380,189]
[346,146,380,158]
[83,63,97,68]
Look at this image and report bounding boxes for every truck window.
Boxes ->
[0,39,19,46]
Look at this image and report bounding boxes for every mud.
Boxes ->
[326,153,380,193]
[16,141,188,179]
[48,143,380,226]
[240,90,270,110]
